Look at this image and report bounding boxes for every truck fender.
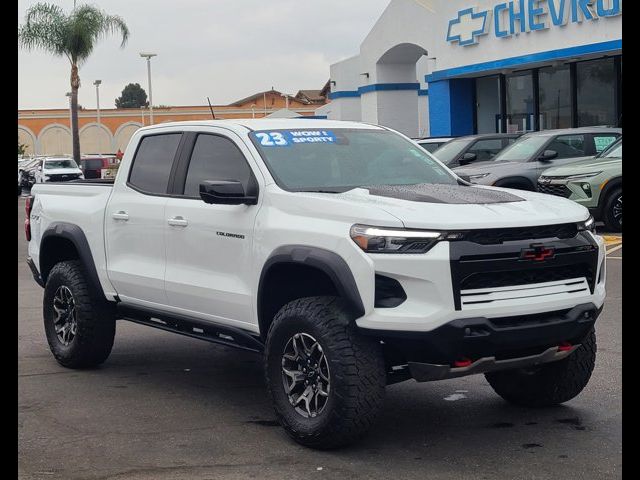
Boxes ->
[40,222,105,298]
[257,245,365,335]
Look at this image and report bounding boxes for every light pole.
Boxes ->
[139,52,157,124]
[93,80,102,154]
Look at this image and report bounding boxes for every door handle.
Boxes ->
[168,216,188,227]
[112,211,129,221]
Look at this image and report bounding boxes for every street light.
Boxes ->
[93,80,102,154]
[139,52,157,124]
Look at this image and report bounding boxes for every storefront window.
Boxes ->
[538,65,571,130]
[475,76,501,134]
[505,72,534,133]
[577,58,616,127]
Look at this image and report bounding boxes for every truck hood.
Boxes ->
[44,168,83,176]
[272,183,589,230]
[542,157,621,176]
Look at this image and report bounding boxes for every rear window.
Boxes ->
[82,159,103,170]
[128,134,182,194]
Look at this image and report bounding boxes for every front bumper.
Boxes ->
[359,302,601,382]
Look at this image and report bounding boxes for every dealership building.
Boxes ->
[319,0,622,138]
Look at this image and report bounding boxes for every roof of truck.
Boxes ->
[137,118,384,133]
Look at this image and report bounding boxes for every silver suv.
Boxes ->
[452,127,621,190]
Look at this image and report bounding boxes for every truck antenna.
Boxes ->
[207,97,216,119]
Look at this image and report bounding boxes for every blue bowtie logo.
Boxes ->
[447,8,491,46]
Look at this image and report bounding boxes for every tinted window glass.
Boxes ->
[129,134,182,194]
[593,135,618,153]
[577,58,616,127]
[184,134,253,197]
[538,65,572,130]
[468,139,503,161]
[547,134,585,159]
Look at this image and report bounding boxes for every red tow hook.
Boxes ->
[453,358,473,368]
[557,342,573,352]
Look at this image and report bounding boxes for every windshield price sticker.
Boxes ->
[255,130,337,147]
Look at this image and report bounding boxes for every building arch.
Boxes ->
[79,122,114,154]
[38,123,72,156]
[114,121,142,152]
[18,125,37,155]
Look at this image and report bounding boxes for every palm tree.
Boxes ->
[19,3,129,163]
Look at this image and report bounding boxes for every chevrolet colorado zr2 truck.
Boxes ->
[25,119,606,449]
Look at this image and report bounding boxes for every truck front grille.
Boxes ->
[48,174,81,182]
[460,223,578,245]
[449,232,599,311]
[537,183,572,198]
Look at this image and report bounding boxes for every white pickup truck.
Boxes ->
[25,119,606,449]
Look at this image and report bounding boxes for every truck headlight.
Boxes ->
[350,225,462,254]
[577,215,596,233]
[467,173,491,182]
[566,171,602,180]
[43,175,50,181]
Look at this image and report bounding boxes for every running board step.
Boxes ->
[117,303,264,353]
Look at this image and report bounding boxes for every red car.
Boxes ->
[80,155,119,179]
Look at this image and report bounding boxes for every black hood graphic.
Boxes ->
[365,183,524,204]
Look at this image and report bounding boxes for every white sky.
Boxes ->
[18,0,391,109]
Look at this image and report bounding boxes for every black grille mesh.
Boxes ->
[460,264,593,291]
[461,224,578,245]
[537,184,572,198]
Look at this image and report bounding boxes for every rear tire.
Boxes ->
[603,187,622,232]
[43,260,116,368]
[265,296,386,449]
[485,329,596,407]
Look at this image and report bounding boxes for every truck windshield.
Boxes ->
[44,159,78,169]
[493,136,549,162]
[431,138,471,164]
[249,128,457,191]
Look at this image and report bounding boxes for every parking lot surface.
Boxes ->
[18,198,621,480]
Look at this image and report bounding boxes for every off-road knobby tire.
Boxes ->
[485,329,596,407]
[43,260,115,368]
[265,296,386,449]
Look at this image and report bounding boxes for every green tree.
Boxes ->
[18,137,27,156]
[115,83,148,108]
[19,3,129,164]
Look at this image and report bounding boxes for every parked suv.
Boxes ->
[539,137,622,231]
[453,127,621,190]
[34,157,84,184]
[431,133,521,168]
[25,119,605,449]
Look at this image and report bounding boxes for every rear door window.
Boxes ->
[128,134,182,194]
[593,134,619,153]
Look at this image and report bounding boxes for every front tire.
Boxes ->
[603,187,622,232]
[485,329,596,407]
[43,260,116,368]
[265,296,386,449]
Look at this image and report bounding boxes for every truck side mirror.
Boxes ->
[199,180,258,205]
[459,152,477,166]
[539,150,558,162]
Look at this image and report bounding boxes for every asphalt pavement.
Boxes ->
[17,197,622,480]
